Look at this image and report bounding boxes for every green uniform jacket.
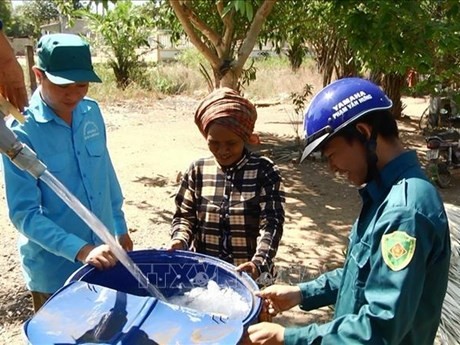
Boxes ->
[285,151,450,344]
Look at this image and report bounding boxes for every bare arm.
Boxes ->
[0,22,28,111]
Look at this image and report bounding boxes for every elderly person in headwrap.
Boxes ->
[169,88,285,281]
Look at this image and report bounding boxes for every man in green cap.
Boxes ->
[2,33,133,312]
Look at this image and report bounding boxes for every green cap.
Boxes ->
[36,33,101,85]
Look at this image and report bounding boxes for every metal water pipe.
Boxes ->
[0,96,46,179]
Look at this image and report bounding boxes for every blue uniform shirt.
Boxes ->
[284,151,450,344]
[2,88,128,293]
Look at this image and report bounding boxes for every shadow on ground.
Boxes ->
[252,132,357,287]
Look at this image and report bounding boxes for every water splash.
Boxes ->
[39,170,165,300]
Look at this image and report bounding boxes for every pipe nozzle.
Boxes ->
[0,103,47,179]
[10,143,47,179]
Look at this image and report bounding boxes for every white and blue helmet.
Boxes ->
[301,78,393,162]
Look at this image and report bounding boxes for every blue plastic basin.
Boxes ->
[23,249,262,344]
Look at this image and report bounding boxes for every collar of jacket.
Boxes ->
[360,150,419,203]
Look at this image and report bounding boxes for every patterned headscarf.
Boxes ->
[194,87,260,144]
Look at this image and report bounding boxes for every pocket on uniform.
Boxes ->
[350,241,371,269]
[85,138,105,157]
[349,241,371,309]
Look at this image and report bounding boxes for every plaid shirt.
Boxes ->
[171,150,285,273]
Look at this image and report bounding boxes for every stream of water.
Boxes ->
[39,170,166,301]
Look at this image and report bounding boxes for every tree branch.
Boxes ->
[186,5,222,48]
[217,0,235,57]
[168,0,220,68]
[233,0,277,74]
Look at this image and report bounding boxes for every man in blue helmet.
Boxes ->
[242,77,451,345]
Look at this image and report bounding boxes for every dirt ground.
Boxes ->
[0,94,458,344]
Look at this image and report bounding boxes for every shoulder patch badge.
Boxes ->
[381,231,416,271]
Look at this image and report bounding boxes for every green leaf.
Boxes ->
[245,1,253,21]
[235,0,243,13]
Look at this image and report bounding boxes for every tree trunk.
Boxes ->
[334,45,358,79]
[311,35,358,87]
[369,70,383,86]
[220,70,238,89]
[287,40,305,72]
[382,73,405,119]
[169,0,276,92]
